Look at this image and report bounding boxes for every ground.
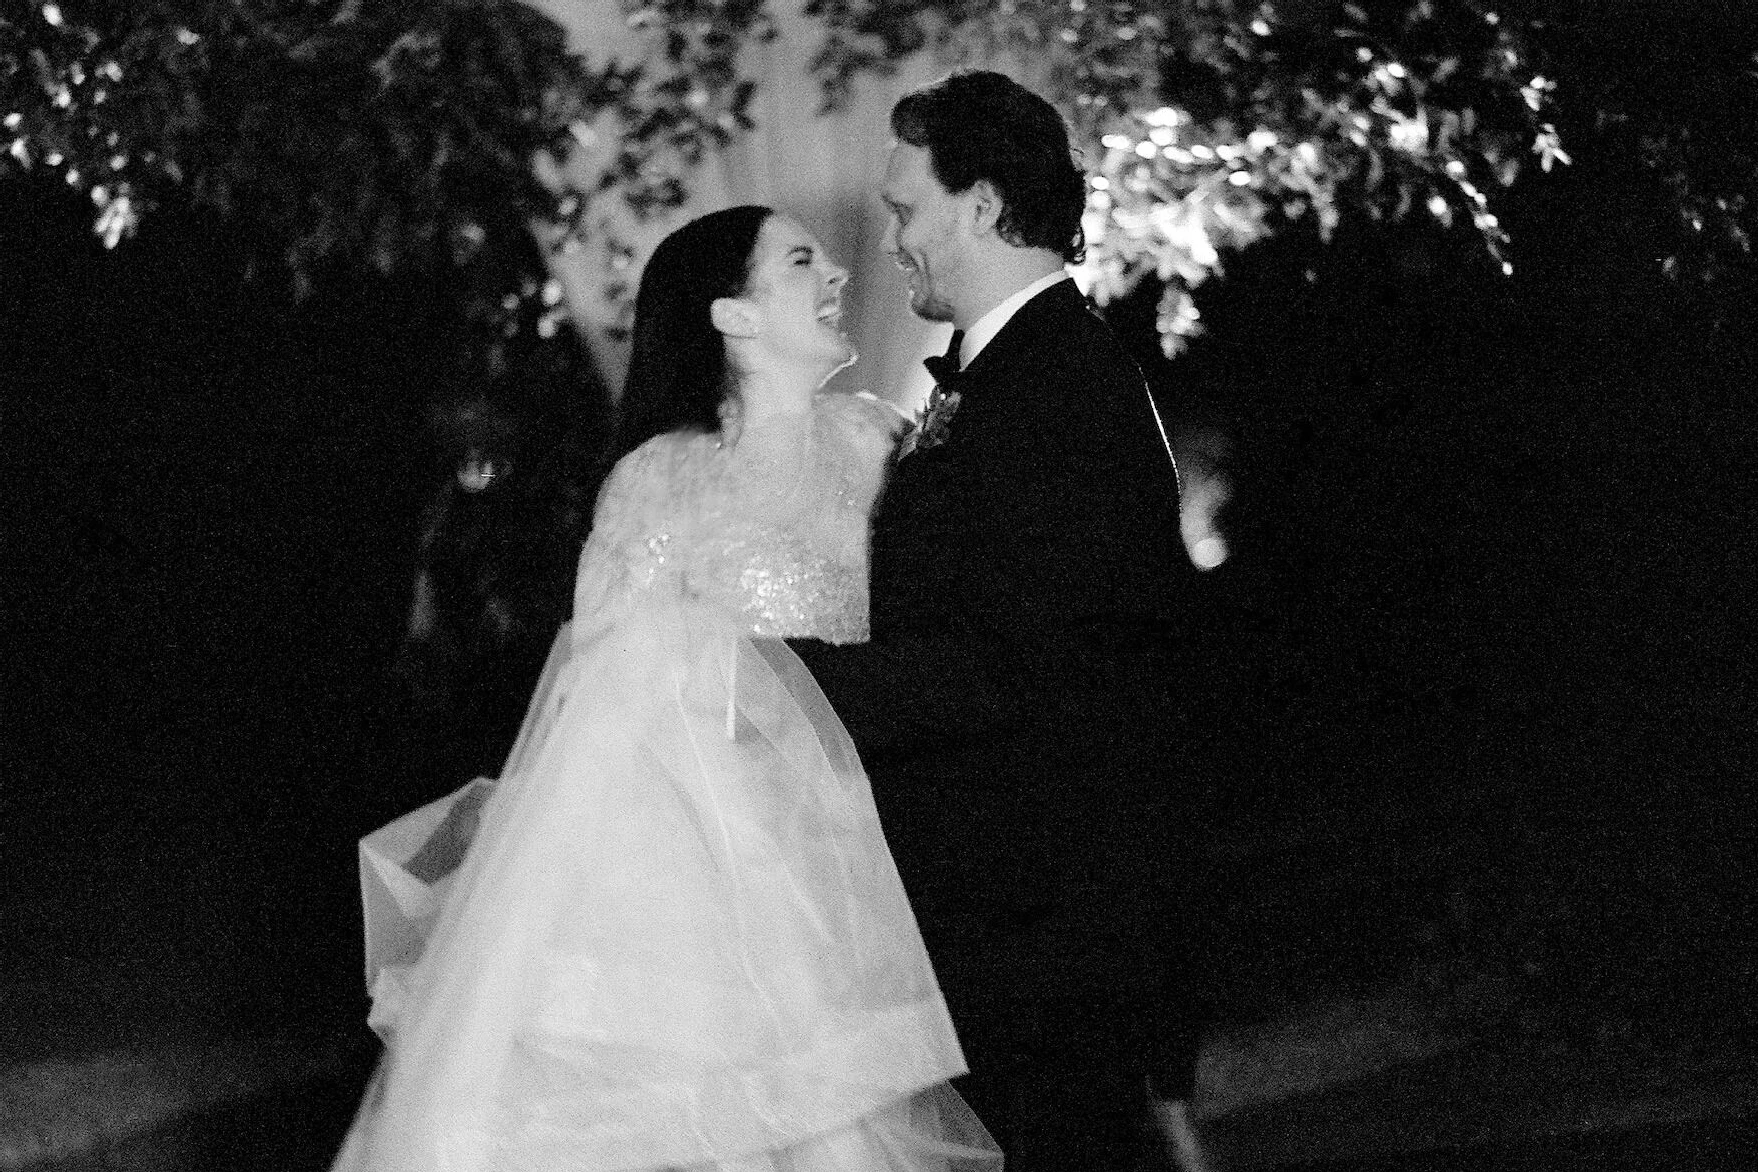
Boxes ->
[3,930,1753,1171]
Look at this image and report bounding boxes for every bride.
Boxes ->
[330,205,1001,1172]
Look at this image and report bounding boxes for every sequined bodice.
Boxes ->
[572,393,900,644]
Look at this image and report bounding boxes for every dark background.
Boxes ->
[4,59,1754,1066]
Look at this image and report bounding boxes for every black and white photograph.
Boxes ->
[4,1,1753,1169]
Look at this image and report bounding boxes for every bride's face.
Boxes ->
[737,215,856,383]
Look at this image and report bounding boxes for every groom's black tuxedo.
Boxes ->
[794,278,1190,1164]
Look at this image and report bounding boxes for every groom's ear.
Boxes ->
[711,296,759,338]
[966,179,1003,238]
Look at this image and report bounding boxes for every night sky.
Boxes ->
[4,10,1755,1059]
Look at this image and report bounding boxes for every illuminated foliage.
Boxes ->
[1,0,758,342]
[1623,54,1758,325]
[5,0,1753,356]
[808,0,1559,353]
[3,1,198,248]
[1084,2,1557,353]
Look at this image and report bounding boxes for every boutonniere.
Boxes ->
[898,383,961,459]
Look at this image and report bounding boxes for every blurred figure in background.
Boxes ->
[393,338,608,797]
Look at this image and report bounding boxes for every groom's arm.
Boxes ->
[790,621,1033,768]
[793,508,1155,769]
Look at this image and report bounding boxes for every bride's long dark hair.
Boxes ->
[612,205,774,463]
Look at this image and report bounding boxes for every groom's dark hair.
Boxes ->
[891,70,1086,264]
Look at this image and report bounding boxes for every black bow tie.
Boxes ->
[922,330,965,386]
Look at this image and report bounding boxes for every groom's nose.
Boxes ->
[825,262,848,289]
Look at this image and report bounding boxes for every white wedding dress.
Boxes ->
[331,392,1000,1172]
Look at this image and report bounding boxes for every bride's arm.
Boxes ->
[571,438,683,636]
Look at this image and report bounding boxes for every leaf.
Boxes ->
[30,47,57,94]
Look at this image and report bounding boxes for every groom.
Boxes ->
[793,71,1194,1169]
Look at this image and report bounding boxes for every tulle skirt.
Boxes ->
[331,601,1000,1172]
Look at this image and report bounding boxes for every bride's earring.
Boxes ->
[716,393,743,449]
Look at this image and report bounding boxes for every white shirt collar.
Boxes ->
[959,270,1071,368]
